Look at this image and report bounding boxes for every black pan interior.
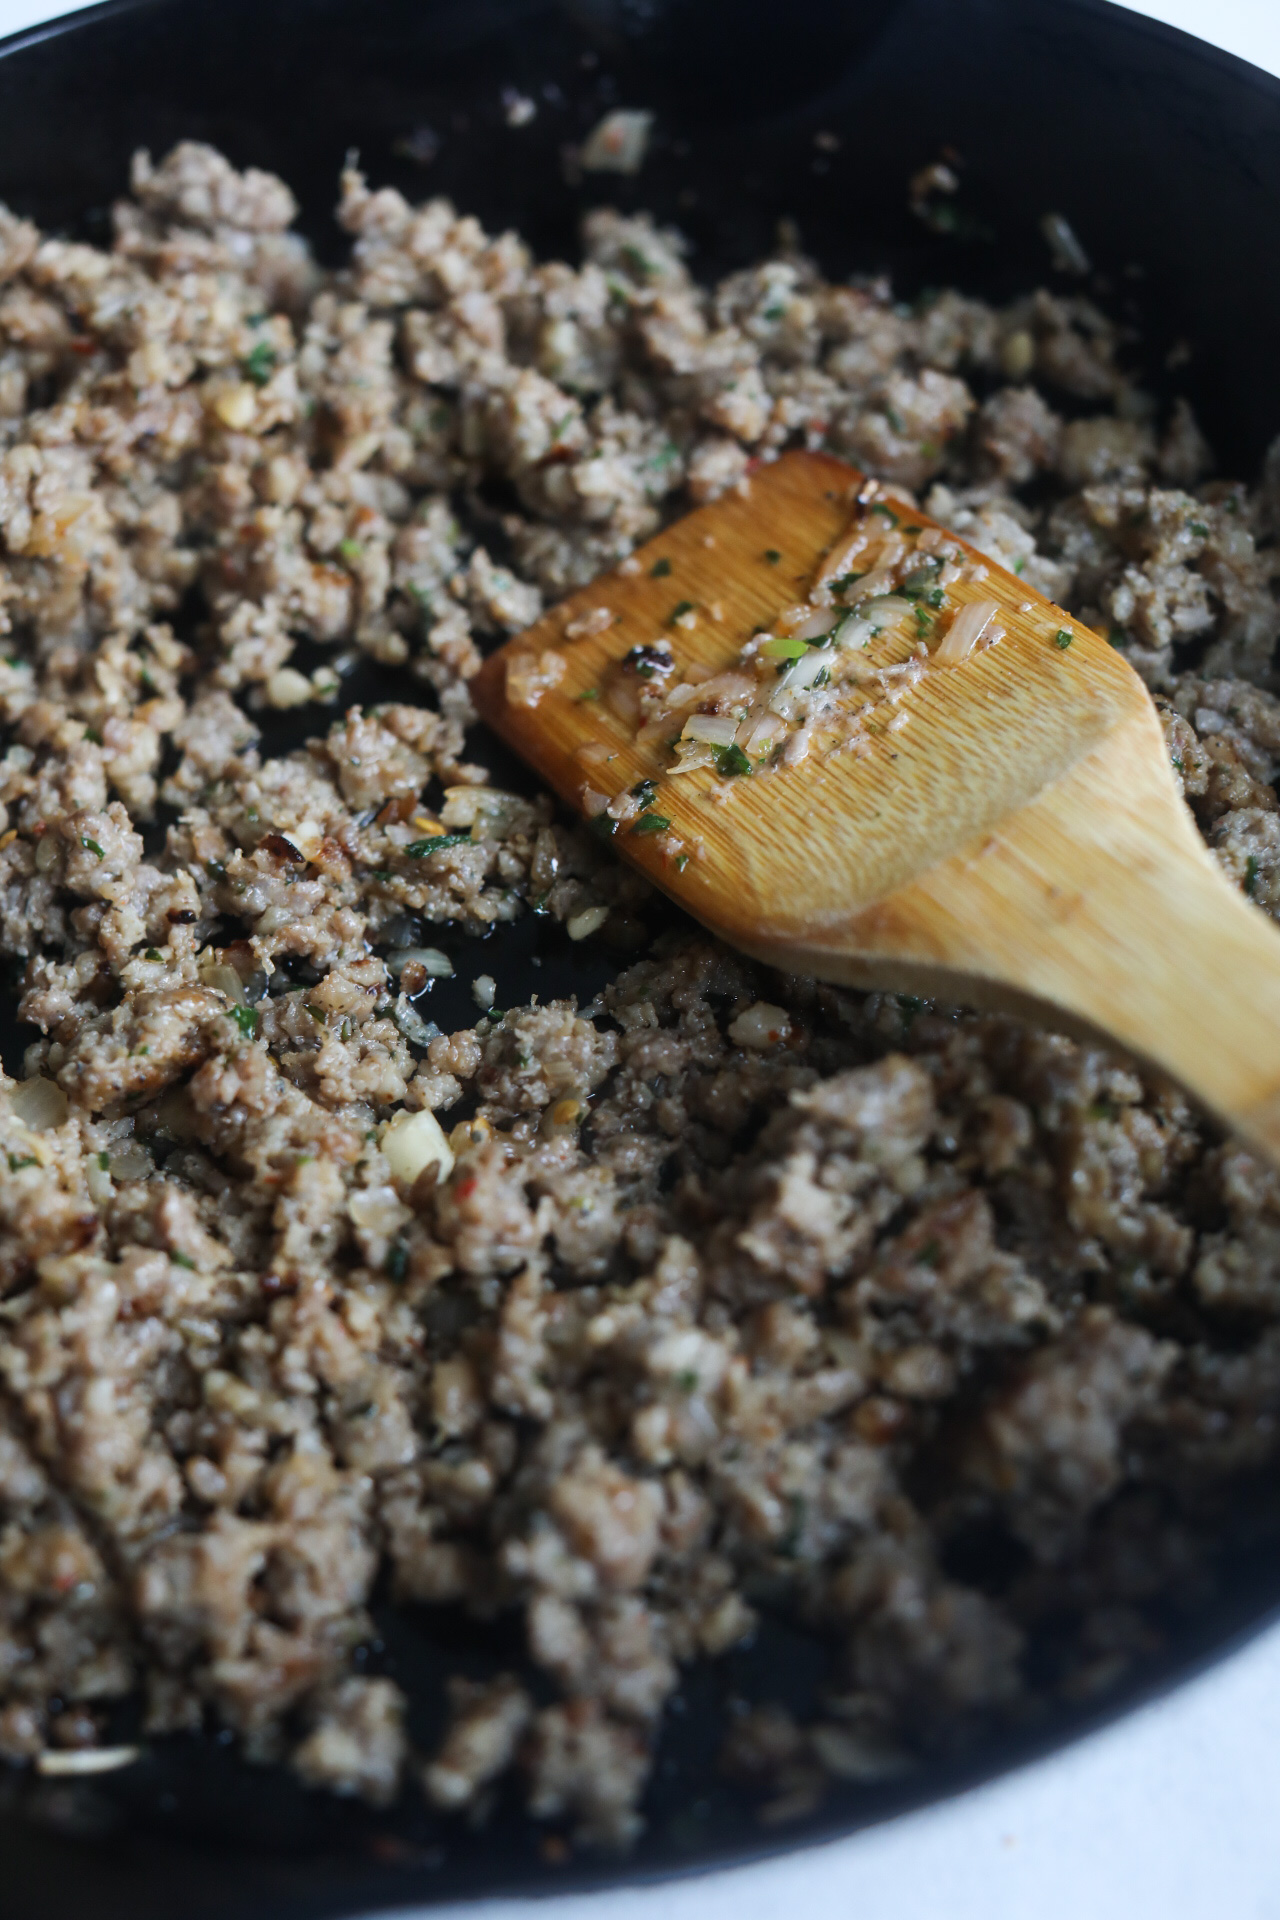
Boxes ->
[3,0,1280,1913]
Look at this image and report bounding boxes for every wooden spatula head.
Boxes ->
[472,450,1160,972]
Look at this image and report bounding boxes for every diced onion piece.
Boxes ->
[108,1141,154,1182]
[11,1077,68,1131]
[727,1001,792,1048]
[856,595,914,628]
[392,996,441,1049]
[681,712,739,746]
[935,598,1000,664]
[387,946,453,979]
[605,676,642,725]
[743,713,785,755]
[787,606,840,642]
[1041,210,1091,275]
[381,1107,455,1189]
[580,786,610,817]
[440,787,521,830]
[266,667,312,709]
[505,647,566,709]
[199,962,247,1006]
[580,109,654,175]
[777,647,833,692]
[669,741,714,776]
[688,670,757,708]
[575,740,612,766]
[814,520,882,590]
[567,905,610,941]
[36,1747,140,1777]
[844,564,900,604]
[564,606,613,640]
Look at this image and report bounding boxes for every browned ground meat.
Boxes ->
[3,140,1280,1849]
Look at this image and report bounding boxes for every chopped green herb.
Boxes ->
[763,548,782,564]
[831,570,865,592]
[384,1241,409,1281]
[1245,854,1260,898]
[230,1004,259,1040]
[1108,627,1130,649]
[667,599,696,623]
[812,666,830,688]
[884,405,905,434]
[713,742,752,778]
[170,1251,196,1270]
[674,853,689,873]
[896,993,925,1031]
[304,1002,326,1025]
[97,1150,110,1170]
[405,833,472,857]
[762,635,810,659]
[338,538,363,564]
[589,814,618,842]
[675,1369,700,1393]
[551,411,576,441]
[367,870,393,883]
[243,340,277,386]
[1054,629,1073,650]
[632,812,671,835]
[901,563,942,601]
[80,836,104,860]
[574,687,600,703]
[871,503,899,525]
[913,606,934,634]
[630,779,659,809]
[84,727,103,745]
[1188,520,1210,537]
[484,1007,504,1022]
[650,557,673,578]
[145,948,162,962]
[1013,557,1026,575]
[621,243,653,279]
[1172,755,1185,773]
[7,1153,36,1172]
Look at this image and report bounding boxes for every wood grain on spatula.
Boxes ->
[472,449,1280,1168]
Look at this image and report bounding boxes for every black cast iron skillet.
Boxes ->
[3,0,1280,1912]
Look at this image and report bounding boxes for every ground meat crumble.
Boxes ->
[2,141,1280,1849]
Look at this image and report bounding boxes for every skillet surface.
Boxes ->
[2,0,1280,1912]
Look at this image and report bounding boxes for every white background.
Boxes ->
[1,0,1279,1916]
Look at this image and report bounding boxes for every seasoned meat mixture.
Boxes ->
[3,142,1280,1847]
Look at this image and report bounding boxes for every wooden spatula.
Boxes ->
[471,449,1280,1167]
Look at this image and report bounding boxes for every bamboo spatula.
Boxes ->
[471,449,1280,1167]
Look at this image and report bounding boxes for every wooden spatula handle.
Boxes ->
[759,711,1280,1169]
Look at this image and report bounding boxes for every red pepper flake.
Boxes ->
[454,1175,478,1202]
